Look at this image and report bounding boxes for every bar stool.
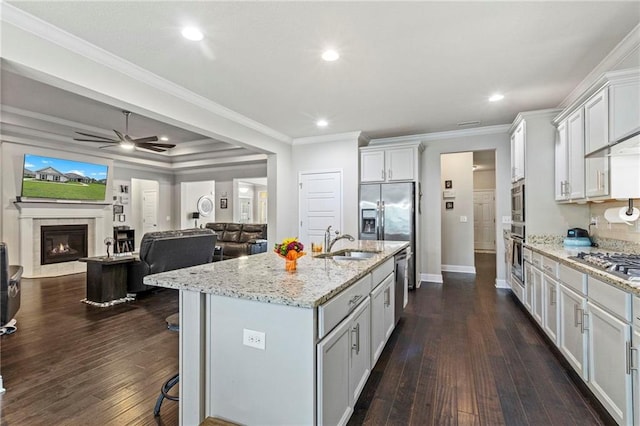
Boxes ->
[153,313,180,416]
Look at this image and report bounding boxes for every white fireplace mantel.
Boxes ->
[16,202,111,277]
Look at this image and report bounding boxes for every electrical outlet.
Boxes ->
[243,328,266,350]
[590,216,598,227]
[502,216,512,224]
[460,216,468,223]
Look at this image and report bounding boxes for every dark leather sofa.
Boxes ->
[204,223,267,260]
[1,242,22,331]
[127,228,217,293]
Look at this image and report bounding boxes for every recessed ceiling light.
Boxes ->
[160,136,169,141]
[321,49,339,62]
[316,119,329,128]
[489,93,504,102]
[182,26,204,41]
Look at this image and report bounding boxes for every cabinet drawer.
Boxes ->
[588,276,632,322]
[531,251,542,269]
[319,274,372,339]
[541,256,558,278]
[523,248,532,263]
[371,258,394,287]
[558,264,586,295]
[634,296,640,328]
[511,281,524,303]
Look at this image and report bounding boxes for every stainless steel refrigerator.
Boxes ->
[359,182,416,289]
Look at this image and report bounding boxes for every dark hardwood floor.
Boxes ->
[1,254,607,425]
[0,273,179,426]
[350,253,606,426]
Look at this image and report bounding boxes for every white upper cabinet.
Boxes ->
[360,142,422,183]
[609,79,640,142]
[555,121,569,201]
[567,109,585,200]
[584,88,609,155]
[511,120,525,182]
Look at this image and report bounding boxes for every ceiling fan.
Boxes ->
[74,110,176,152]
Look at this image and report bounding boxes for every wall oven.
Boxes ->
[511,181,525,223]
[510,223,525,288]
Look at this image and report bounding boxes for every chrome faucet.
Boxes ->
[327,230,355,252]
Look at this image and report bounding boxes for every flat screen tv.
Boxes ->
[21,154,109,201]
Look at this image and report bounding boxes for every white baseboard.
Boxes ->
[495,279,510,289]
[420,273,443,283]
[0,375,5,393]
[441,264,476,274]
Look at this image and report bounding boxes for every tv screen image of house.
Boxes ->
[21,154,109,201]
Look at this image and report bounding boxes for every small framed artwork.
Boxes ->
[444,180,453,189]
[220,198,228,209]
[118,214,126,222]
[113,204,124,214]
[445,201,454,210]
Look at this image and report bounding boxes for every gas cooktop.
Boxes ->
[570,252,640,283]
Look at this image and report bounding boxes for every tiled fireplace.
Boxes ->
[16,203,109,278]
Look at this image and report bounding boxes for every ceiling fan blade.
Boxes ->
[131,136,159,143]
[113,130,126,142]
[75,131,118,142]
[145,142,176,149]
[74,138,118,143]
[136,143,166,152]
[98,144,116,149]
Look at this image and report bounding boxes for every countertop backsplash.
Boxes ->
[589,199,640,244]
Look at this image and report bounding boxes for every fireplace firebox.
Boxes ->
[41,225,88,265]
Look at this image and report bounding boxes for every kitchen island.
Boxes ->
[144,239,409,426]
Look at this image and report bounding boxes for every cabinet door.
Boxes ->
[532,268,543,325]
[584,88,609,154]
[542,275,558,344]
[609,80,640,142]
[349,299,371,406]
[558,284,588,380]
[567,109,585,200]
[317,315,352,426]
[386,148,415,182]
[585,156,609,198]
[524,262,533,313]
[370,277,388,366]
[633,327,640,426]
[555,121,569,201]
[511,121,525,182]
[361,151,385,183]
[587,302,632,426]
[383,274,395,340]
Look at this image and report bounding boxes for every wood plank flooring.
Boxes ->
[1,254,610,425]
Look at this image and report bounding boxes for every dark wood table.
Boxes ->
[79,255,137,306]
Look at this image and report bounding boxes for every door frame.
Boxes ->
[473,189,496,253]
[298,169,344,244]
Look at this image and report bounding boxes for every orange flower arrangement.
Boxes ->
[274,238,306,271]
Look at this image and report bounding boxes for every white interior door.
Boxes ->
[473,190,495,252]
[142,189,158,234]
[299,171,342,247]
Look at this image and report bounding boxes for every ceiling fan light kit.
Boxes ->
[73,110,177,152]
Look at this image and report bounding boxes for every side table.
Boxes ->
[79,255,137,307]
[213,246,224,262]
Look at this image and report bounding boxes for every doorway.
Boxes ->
[298,170,342,247]
[233,178,267,224]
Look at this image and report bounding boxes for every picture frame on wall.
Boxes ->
[113,204,124,214]
[445,201,454,210]
[220,198,228,209]
[444,180,453,189]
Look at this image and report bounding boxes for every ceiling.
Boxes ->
[3,1,640,149]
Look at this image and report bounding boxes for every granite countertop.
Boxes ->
[524,242,640,295]
[144,240,409,308]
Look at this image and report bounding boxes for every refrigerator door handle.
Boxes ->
[381,201,385,240]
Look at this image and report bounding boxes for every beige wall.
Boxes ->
[473,170,496,190]
[590,199,640,243]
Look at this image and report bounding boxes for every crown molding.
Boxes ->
[371,124,511,144]
[559,22,640,109]
[1,3,292,145]
[509,108,562,134]
[292,131,363,146]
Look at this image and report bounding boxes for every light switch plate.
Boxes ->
[460,216,468,223]
[502,216,512,224]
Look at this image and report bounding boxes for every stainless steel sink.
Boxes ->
[314,249,380,261]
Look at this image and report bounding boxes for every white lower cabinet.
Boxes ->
[318,297,371,426]
[542,275,559,344]
[586,301,632,425]
[370,273,395,366]
[633,325,640,426]
[524,262,533,313]
[558,283,589,380]
[532,267,543,326]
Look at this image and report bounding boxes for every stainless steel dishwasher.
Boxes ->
[394,249,409,324]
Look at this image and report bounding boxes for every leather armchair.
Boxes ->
[205,223,267,259]
[1,242,22,331]
[127,229,217,293]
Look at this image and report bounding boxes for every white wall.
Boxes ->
[473,170,496,190]
[180,181,215,229]
[441,152,475,271]
[292,132,361,238]
[215,181,234,222]
[420,128,511,285]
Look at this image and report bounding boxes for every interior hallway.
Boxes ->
[349,253,608,425]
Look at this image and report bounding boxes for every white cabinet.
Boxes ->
[532,266,543,326]
[586,301,632,426]
[567,109,585,200]
[370,273,394,366]
[542,275,559,344]
[360,143,421,183]
[609,79,640,142]
[511,120,525,182]
[558,283,588,380]
[524,262,533,313]
[585,156,609,198]
[317,297,371,426]
[633,325,640,426]
[584,88,609,154]
[555,120,569,201]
